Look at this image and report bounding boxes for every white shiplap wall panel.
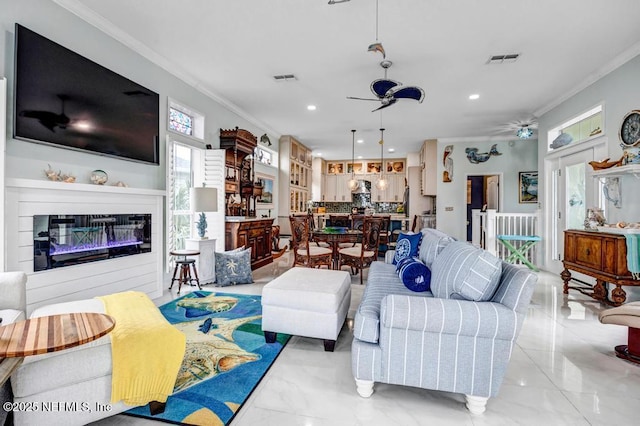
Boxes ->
[5,179,165,315]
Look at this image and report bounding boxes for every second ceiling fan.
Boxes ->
[347,59,425,112]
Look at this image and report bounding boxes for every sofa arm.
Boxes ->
[0,272,27,313]
[380,294,520,341]
[384,250,395,264]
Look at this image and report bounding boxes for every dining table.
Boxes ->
[312,229,362,270]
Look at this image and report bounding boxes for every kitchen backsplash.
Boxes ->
[313,201,404,214]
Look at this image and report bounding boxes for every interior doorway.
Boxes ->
[466,174,500,241]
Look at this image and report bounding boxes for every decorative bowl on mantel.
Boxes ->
[90,170,108,185]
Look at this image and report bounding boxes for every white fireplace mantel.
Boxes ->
[5,178,166,315]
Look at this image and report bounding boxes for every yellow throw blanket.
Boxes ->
[98,291,186,405]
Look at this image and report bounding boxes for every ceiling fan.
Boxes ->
[347,60,425,112]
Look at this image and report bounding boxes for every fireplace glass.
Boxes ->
[33,214,151,271]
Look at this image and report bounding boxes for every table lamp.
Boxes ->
[190,185,218,239]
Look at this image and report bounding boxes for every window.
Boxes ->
[169,107,193,136]
[171,144,194,250]
[167,98,205,141]
[548,105,603,151]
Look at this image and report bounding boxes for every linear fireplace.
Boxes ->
[33,214,152,271]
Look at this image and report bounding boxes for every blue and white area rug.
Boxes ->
[126,291,289,425]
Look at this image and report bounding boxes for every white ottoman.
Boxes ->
[262,267,351,351]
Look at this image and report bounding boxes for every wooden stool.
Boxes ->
[169,249,201,294]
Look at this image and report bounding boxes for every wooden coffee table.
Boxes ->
[0,313,115,384]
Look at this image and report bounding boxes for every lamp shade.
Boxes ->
[190,187,218,212]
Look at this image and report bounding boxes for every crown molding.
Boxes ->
[438,135,527,144]
[52,0,281,138]
[534,40,640,118]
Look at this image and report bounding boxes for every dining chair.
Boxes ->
[289,215,332,268]
[351,214,365,231]
[338,216,384,284]
[305,212,330,248]
[377,215,391,252]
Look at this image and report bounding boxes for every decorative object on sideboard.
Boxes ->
[588,156,623,170]
[465,144,502,164]
[584,207,606,230]
[90,169,108,185]
[190,184,219,239]
[44,164,75,183]
[114,181,128,187]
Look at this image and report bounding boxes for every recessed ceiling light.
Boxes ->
[307,105,316,111]
[315,152,322,156]
[357,155,363,159]
[357,139,364,144]
[388,148,395,153]
[469,94,480,100]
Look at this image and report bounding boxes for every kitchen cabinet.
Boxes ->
[278,136,312,232]
[420,139,437,195]
[369,173,404,202]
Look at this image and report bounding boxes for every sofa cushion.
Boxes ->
[215,247,253,286]
[393,232,422,265]
[418,228,454,268]
[398,258,431,292]
[430,241,502,301]
[354,261,432,344]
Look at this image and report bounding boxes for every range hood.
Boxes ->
[352,180,370,194]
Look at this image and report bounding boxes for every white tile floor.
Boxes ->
[94,252,640,426]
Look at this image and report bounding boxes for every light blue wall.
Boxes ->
[436,139,538,241]
[538,53,640,225]
[0,0,279,195]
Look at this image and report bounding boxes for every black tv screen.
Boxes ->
[13,24,160,165]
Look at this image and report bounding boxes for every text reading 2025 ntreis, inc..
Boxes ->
[3,401,112,413]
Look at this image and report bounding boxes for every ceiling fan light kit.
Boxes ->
[375,128,388,191]
[517,125,534,139]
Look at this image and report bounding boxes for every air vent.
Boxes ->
[487,54,519,64]
[273,74,297,82]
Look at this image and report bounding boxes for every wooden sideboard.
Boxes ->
[225,218,274,270]
[562,229,639,305]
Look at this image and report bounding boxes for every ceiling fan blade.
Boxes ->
[372,98,397,112]
[346,96,380,101]
[371,79,400,98]
[392,86,425,102]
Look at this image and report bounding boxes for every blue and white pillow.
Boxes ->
[430,241,502,301]
[393,232,423,265]
[398,257,431,292]
[215,247,253,286]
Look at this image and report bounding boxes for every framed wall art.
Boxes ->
[347,162,363,174]
[519,171,538,203]
[367,162,382,173]
[255,173,275,206]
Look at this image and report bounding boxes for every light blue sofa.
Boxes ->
[352,229,537,414]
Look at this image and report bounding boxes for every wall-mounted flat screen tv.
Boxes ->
[13,24,160,165]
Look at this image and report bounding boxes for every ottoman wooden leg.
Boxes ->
[149,401,166,415]
[323,339,336,352]
[264,331,277,343]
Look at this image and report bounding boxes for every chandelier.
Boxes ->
[347,129,359,191]
[375,128,388,191]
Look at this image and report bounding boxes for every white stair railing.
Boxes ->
[471,209,541,265]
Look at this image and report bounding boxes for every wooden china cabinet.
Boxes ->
[220,127,274,270]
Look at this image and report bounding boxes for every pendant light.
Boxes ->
[375,128,388,191]
[347,129,359,191]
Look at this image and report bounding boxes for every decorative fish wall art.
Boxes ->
[465,144,502,164]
